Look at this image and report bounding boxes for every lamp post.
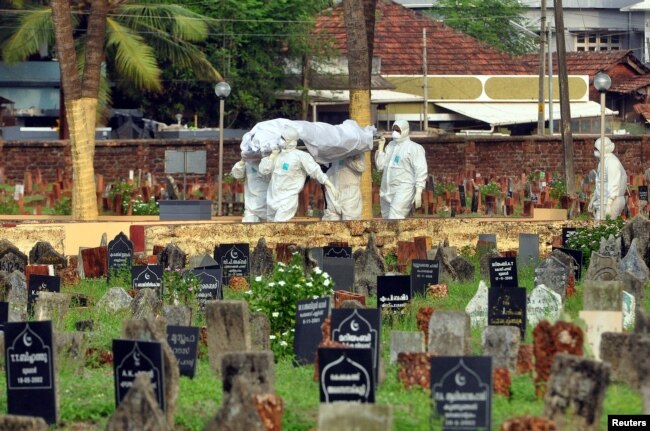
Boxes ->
[593,71,611,222]
[215,81,231,216]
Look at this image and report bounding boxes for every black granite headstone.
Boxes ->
[488,257,518,288]
[27,274,61,316]
[323,248,355,292]
[318,347,374,403]
[410,259,440,297]
[294,297,330,366]
[107,232,134,279]
[377,275,411,311]
[166,325,199,378]
[131,265,163,295]
[215,243,250,285]
[459,185,466,207]
[471,190,479,213]
[323,246,352,259]
[488,286,527,338]
[431,356,492,430]
[639,186,648,202]
[5,321,57,424]
[331,308,380,382]
[191,268,223,308]
[552,247,583,280]
[0,301,8,330]
[113,339,165,410]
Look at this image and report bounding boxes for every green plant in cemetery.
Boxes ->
[163,269,200,310]
[126,195,159,215]
[248,253,334,359]
[434,181,456,197]
[548,173,567,200]
[566,217,625,267]
[480,180,502,198]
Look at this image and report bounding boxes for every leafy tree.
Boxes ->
[426,0,537,55]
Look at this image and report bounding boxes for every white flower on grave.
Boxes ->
[272,312,279,318]
[269,335,277,340]
[278,281,286,286]
[278,268,285,273]
[280,340,288,347]
[245,290,253,295]
[268,282,275,287]
[278,262,286,267]
[324,279,330,287]
[306,282,313,287]
[312,295,318,299]
[323,272,330,278]
[291,328,295,332]
[255,276,262,282]
[313,267,322,274]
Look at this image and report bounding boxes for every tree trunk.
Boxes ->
[344,0,377,219]
[51,0,108,220]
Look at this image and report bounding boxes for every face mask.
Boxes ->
[285,140,297,150]
[392,130,401,140]
[594,149,600,158]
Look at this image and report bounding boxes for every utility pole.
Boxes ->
[554,0,576,197]
[537,0,546,134]
[423,28,429,132]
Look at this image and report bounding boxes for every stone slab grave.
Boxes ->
[250,237,274,278]
[527,284,562,327]
[4,321,58,424]
[599,234,622,259]
[552,247,583,281]
[319,347,374,403]
[0,239,27,273]
[534,255,571,301]
[410,259,439,297]
[353,232,385,296]
[465,280,488,328]
[131,265,163,296]
[191,267,223,309]
[294,296,330,365]
[29,241,66,268]
[518,233,539,268]
[578,311,623,360]
[322,246,354,292]
[389,331,424,364]
[620,215,650,270]
[206,300,251,374]
[543,353,610,431]
[106,373,170,431]
[428,311,471,356]
[431,356,492,430]
[249,311,271,352]
[214,243,250,286]
[27,274,60,317]
[583,279,623,311]
[482,325,520,372]
[488,256,518,288]
[319,403,393,431]
[79,246,107,279]
[34,291,71,330]
[585,252,620,281]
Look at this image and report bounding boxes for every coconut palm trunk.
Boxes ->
[343,0,377,219]
[51,0,108,220]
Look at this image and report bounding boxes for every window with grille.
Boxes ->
[574,32,621,51]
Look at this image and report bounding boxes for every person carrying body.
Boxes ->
[231,151,270,222]
[322,154,365,221]
[588,136,627,219]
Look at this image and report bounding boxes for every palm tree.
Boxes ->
[2,0,221,220]
[343,0,377,219]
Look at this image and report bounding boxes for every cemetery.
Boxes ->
[0,213,647,430]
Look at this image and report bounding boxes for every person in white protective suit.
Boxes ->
[588,137,627,219]
[259,125,340,222]
[375,120,428,219]
[231,154,270,223]
[322,154,366,220]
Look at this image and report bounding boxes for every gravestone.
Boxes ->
[410,259,439,297]
[162,304,191,326]
[527,284,562,327]
[488,286,527,338]
[319,403,392,431]
[203,376,266,431]
[561,227,578,247]
[585,252,620,281]
[552,248,582,280]
[583,280,623,311]
[579,311,623,361]
[79,246,108,279]
[353,233,385,296]
[4,321,57,424]
[131,288,163,320]
[309,247,324,269]
[191,268,222,309]
[377,275,411,312]
[0,301,8,330]
[205,300,251,374]
[7,271,27,321]
[113,339,165,411]
[34,292,70,330]
[27,274,60,316]
[0,415,48,431]
[428,311,471,356]
[482,325,520,372]
[190,254,220,270]
[323,246,354,292]
[331,308,380,383]
[249,312,271,351]
[389,331,425,364]
[158,244,186,271]
[488,257,518,288]
[319,347,374,403]
[250,238,274,278]
[479,249,502,280]
[221,351,275,395]
[215,243,250,285]
[465,281,488,328]
[534,256,571,300]
[518,233,539,268]
[622,291,636,329]
[598,235,622,259]
[107,232,134,278]
[131,265,163,296]
[543,353,610,430]
[105,373,170,431]
[431,356,492,430]
[29,241,66,268]
[619,216,650,269]
[294,297,330,365]
[0,239,27,273]
[619,238,650,302]
[97,287,133,313]
[599,332,630,384]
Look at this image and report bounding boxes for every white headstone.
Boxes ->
[465,280,488,328]
[579,310,623,361]
[527,284,562,327]
[622,291,636,330]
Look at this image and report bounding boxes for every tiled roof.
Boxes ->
[520,50,650,76]
[314,0,529,75]
[633,103,650,122]
[610,74,650,93]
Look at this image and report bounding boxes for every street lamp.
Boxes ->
[215,81,231,216]
[593,71,611,222]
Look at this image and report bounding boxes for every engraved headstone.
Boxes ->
[488,256,518,288]
[27,274,60,316]
[410,260,440,297]
[585,252,620,281]
[428,311,471,356]
[294,297,330,365]
[158,243,186,271]
[319,403,392,431]
[534,256,571,300]
[465,281,488,328]
[331,308,380,382]
[527,284,562,327]
[319,347,374,403]
[583,279,623,311]
[166,325,199,378]
[113,339,165,410]
[552,247,582,280]
[29,241,66,268]
[191,268,222,309]
[215,243,250,285]
[107,232,134,278]
[131,265,163,296]
[0,240,27,273]
[488,286,527,338]
[598,234,622,259]
[377,275,411,312]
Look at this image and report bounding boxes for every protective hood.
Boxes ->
[281,126,299,149]
[595,137,615,154]
[392,119,410,142]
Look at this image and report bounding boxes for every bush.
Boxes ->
[565,217,625,267]
[247,253,334,359]
[126,196,159,215]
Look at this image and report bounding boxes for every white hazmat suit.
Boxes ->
[259,126,339,222]
[322,154,365,221]
[588,137,627,219]
[231,158,270,223]
[375,120,428,219]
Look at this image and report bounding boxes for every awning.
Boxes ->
[279,89,423,104]
[435,101,616,126]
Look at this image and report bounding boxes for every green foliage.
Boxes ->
[434,181,456,197]
[0,194,18,214]
[53,196,72,215]
[384,252,398,272]
[480,180,502,198]
[108,180,134,200]
[371,168,383,186]
[163,269,200,309]
[566,217,625,267]
[248,253,334,359]
[548,173,567,200]
[126,196,159,215]
[427,0,537,55]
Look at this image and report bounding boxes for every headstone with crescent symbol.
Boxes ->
[331,308,380,383]
[27,274,60,316]
[107,232,134,280]
[430,356,492,430]
[4,321,57,424]
[294,296,330,365]
[323,246,355,292]
[131,265,163,297]
[318,347,375,403]
[214,243,250,285]
[112,339,165,410]
[377,275,411,312]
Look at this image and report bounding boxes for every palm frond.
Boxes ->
[106,17,161,91]
[2,7,56,63]
[114,3,209,42]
